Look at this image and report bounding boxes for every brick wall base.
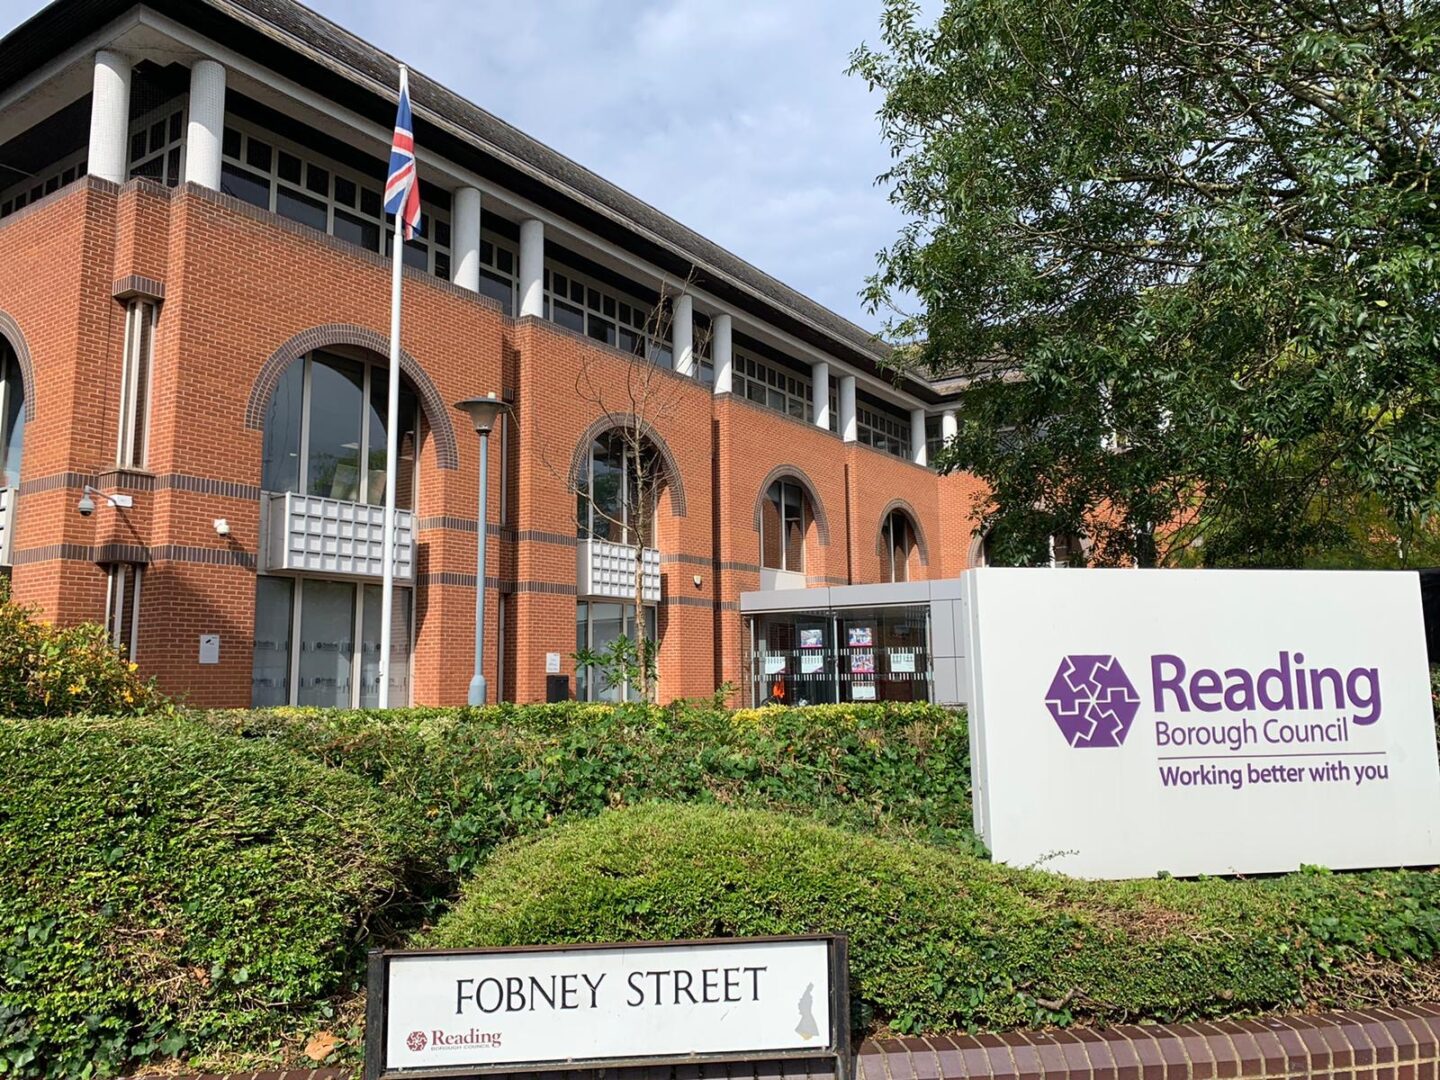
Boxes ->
[123,1005,1440,1080]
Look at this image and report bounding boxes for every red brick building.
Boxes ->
[0,0,989,707]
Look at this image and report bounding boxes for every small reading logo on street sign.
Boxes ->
[406,1031,427,1053]
[1044,655,1141,748]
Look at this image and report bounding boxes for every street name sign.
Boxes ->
[364,935,848,1079]
[961,567,1440,879]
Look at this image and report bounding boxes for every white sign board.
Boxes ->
[368,936,844,1077]
[962,568,1440,879]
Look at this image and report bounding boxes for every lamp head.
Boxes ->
[454,392,510,436]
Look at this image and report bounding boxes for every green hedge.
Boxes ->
[428,803,1440,1035]
[0,717,438,1078]
[201,702,977,877]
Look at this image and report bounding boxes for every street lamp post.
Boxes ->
[455,393,512,706]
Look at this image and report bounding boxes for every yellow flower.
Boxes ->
[68,683,83,695]
[128,662,138,672]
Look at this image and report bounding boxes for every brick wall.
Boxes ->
[2,177,990,706]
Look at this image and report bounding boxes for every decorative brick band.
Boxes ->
[124,1007,1440,1080]
[752,463,831,546]
[12,542,255,570]
[566,413,690,519]
[665,594,714,609]
[874,498,931,567]
[662,551,713,568]
[18,471,263,501]
[243,323,459,471]
[0,308,35,422]
[111,274,166,302]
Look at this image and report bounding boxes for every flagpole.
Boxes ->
[378,64,408,709]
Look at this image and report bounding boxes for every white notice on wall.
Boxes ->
[962,568,1440,879]
[545,652,561,675]
[378,938,837,1072]
[765,655,786,675]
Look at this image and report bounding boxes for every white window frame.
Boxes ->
[219,117,453,278]
[543,262,674,368]
[577,431,657,546]
[857,402,912,460]
[127,100,187,187]
[574,599,658,702]
[733,350,814,421]
[0,148,88,218]
[884,510,915,583]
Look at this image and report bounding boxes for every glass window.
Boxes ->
[1,342,24,488]
[105,564,143,659]
[252,577,411,708]
[761,479,810,572]
[262,352,419,510]
[575,600,658,702]
[306,354,365,502]
[221,162,270,209]
[297,579,354,708]
[359,583,411,707]
[250,576,293,707]
[277,188,328,232]
[884,510,916,583]
[334,208,380,252]
[577,430,659,544]
[116,301,154,468]
[857,403,912,460]
[127,106,185,187]
[261,359,303,495]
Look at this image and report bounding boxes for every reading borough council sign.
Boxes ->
[364,935,848,1079]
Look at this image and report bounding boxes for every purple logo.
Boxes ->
[1045,655,1141,748]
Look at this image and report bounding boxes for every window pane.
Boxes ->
[587,316,616,347]
[334,208,380,251]
[221,162,270,209]
[402,241,428,271]
[246,137,272,172]
[478,271,514,315]
[276,187,327,232]
[222,126,241,159]
[783,482,805,572]
[761,481,783,569]
[2,347,24,487]
[575,602,589,701]
[277,150,302,184]
[367,374,418,509]
[590,602,624,702]
[250,576,293,707]
[306,163,329,196]
[297,579,354,707]
[306,353,365,501]
[359,584,412,707]
[553,299,584,333]
[261,358,302,493]
[334,175,357,206]
[587,436,624,540]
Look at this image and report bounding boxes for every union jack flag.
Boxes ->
[385,66,422,241]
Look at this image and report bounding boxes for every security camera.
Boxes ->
[213,518,231,536]
[77,492,95,517]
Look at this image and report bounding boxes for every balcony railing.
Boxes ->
[263,492,413,581]
[0,486,12,567]
[759,567,806,591]
[576,538,660,603]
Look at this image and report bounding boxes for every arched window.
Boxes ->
[883,510,917,582]
[576,429,660,545]
[760,478,811,572]
[261,350,419,508]
[0,338,23,489]
[977,529,1084,567]
[252,350,421,709]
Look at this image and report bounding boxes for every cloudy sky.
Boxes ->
[2,0,915,331]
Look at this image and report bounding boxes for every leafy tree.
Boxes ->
[850,0,1440,566]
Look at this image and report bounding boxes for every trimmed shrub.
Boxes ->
[0,579,169,719]
[0,716,438,1078]
[428,804,1440,1035]
[200,702,977,877]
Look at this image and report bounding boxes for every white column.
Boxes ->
[452,186,482,293]
[911,409,928,467]
[812,361,830,429]
[839,375,857,443]
[88,50,132,185]
[183,59,226,190]
[941,408,958,442]
[712,313,733,393]
[672,294,695,377]
[518,218,545,318]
